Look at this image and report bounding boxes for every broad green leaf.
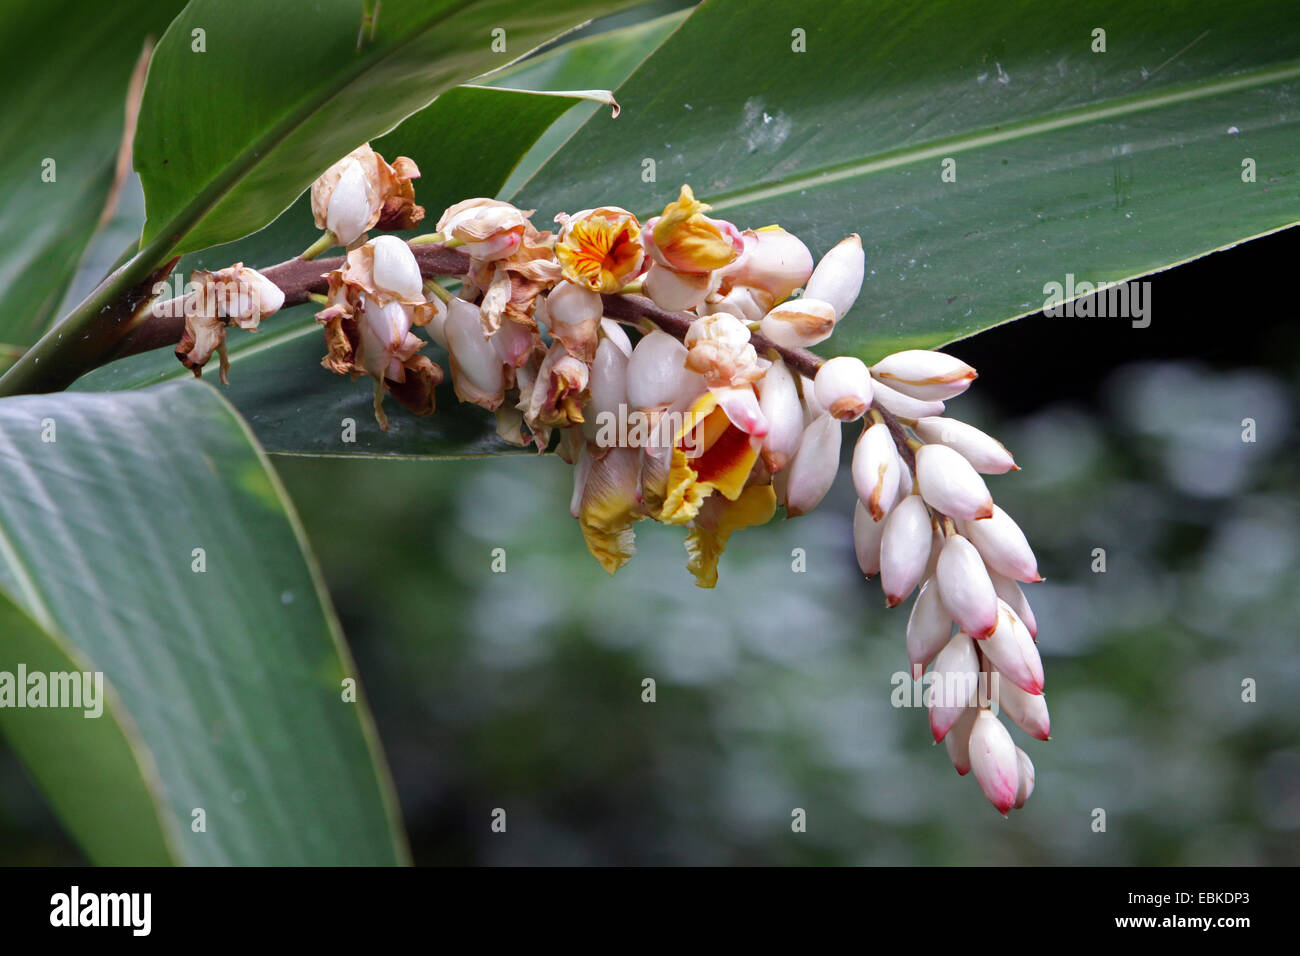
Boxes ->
[0,0,184,350]
[136,0,639,257]
[514,0,1300,361]
[0,0,636,396]
[0,592,176,865]
[0,381,407,863]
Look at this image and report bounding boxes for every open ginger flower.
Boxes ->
[643,185,743,274]
[554,206,645,293]
[176,264,285,384]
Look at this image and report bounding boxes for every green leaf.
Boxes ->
[0,380,407,863]
[514,0,1300,361]
[0,0,185,351]
[136,0,639,257]
[0,593,176,865]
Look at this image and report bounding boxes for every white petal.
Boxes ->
[813,356,873,421]
[784,413,841,517]
[914,416,1017,474]
[644,262,712,311]
[852,499,885,577]
[548,280,603,329]
[935,533,999,638]
[927,632,979,742]
[627,330,700,411]
[969,711,1020,815]
[370,234,423,300]
[906,577,952,671]
[851,422,901,521]
[803,234,864,319]
[964,504,1042,583]
[325,158,372,245]
[914,443,993,520]
[758,357,803,472]
[879,494,932,607]
[582,336,630,445]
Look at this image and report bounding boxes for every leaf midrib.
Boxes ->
[703,59,1300,215]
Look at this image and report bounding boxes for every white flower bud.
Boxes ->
[699,285,770,324]
[357,295,411,379]
[851,422,901,521]
[927,632,979,742]
[969,710,1020,815]
[784,413,842,517]
[627,330,700,411]
[246,269,286,316]
[644,262,712,311]
[906,577,952,672]
[994,676,1051,740]
[914,443,994,520]
[369,235,423,301]
[981,601,1044,694]
[803,234,864,319]
[871,349,977,401]
[582,336,630,444]
[963,504,1042,583]
[757,357,803,472]
[445,298,504,408]
[547,279,603,329]
[852,499,885,577]
[599,318,633,358]
[491,315,534,368]
[1012,748,1035,809]
[944,706,977,775]
[759,297,837,349]
[935,533,998,638]
[914,416,1017,474]
[990,569,1037,639]
[423,295,448,349]
[879,494,932,607]
[720,226,813,302]
[813,356,873,421]
[869,378,946,419]
[325,157,373,245]
[800,374,825,421]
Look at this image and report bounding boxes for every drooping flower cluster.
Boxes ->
[171,146,1049,814]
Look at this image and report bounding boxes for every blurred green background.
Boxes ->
[3,230,1298,866]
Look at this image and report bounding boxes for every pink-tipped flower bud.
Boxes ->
[994,676,1051,740]
[852,422,901,521]
[871,349,977,402]
[813,356,873,421]
[803,234,864,319]
[944,706,977,775]
[759,297,837,349]
[914,443,994,520]
[914,416,1017,474]
[1013,748,1035,809]
[935,533,999,638]
[982,601,1044,694]
[784,413,842,517]
[990,570,1037,639]
[964,505,1042,583]
[928,632,980,742]
[758,357,803,472]
[906,577,952,672]
[879,494,933,607]
[969,710,1020,815]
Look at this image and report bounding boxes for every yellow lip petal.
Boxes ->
[685,484,777,588]
[657,392,761,525]
[577,447,643,574]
